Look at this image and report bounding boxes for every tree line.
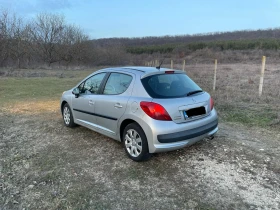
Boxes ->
[94,28,280,47]
[0,10,130,68]
[126,39,280,54]
[2,10,280,68]
[0,11,92,68]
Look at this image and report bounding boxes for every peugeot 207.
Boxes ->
[60,66,218,161]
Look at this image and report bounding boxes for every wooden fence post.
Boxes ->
[213,59,217,91]
[182,60,185,72]
[259,56,266,97]
[171,60,173,69]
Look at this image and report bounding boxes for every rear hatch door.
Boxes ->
[141,71,211,124]
[152,92,211,124]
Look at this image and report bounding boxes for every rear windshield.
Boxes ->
[141,73,202,98]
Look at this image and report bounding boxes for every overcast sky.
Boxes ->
[1,0,280,39]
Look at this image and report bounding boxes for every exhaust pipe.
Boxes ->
[207,135,214,140]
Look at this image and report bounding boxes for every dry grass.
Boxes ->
[1,64,279,127]
[171,63,280,104]
[170,63,280,127]
[2,100,59,114]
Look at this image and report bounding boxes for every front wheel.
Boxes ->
[62,103,76,128]
[122,123,151,161]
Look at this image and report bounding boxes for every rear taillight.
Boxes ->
[210,97,214,110]
[140,102,172,121]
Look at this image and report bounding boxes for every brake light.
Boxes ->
[140,102,172,121]
[210,97,214,110]
[165,71,174,74]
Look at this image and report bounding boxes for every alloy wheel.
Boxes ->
[125,129,142,157]
[63,106,71,125]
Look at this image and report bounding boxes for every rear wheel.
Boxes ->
[123,123,151,161]
[63,103,76,128]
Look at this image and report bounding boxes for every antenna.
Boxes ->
[156,58,165,70]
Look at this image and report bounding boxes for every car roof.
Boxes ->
[96,66,185,78]
[119,66,171,73]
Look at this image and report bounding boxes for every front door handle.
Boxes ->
[89,100,94,106]
[114,103,123,108]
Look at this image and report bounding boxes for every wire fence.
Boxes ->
[144,58,280,107]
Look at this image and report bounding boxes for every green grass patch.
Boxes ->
[0,77,80,106]
[217,104,277,127]
[0,68,99,107]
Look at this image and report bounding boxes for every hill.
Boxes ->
[93,28,280,47]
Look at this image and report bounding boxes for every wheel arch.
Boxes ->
[61,100,68,114]
[119,119,139,142]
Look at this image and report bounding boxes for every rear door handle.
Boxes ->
[114,103,123,108]
[89,100,94,105]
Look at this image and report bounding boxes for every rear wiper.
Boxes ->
[186,90,203,96]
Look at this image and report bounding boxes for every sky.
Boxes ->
[1,0,280,39]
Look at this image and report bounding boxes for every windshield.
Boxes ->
[141,73,202,98]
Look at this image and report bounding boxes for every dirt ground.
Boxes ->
[0,104,279,210]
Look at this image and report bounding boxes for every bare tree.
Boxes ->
[9,15,30,68]
[58,24,89,67]
[0,11,11,66]
[29,13,65,66]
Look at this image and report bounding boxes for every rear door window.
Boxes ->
[103,73,133,95]
[141,73,201,98]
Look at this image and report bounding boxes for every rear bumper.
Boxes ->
[153,126,218,153]
[138,108,219,153]
[158,119,218,143]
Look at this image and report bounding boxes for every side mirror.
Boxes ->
[72,87,80,98]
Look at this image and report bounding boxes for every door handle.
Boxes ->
[89,100,94,105]
[114,103,123,108]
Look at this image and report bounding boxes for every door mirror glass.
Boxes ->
[72,87,80,97]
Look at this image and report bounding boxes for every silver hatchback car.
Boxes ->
[61,66,218,161]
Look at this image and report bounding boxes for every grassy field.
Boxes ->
[0,66,279,209]
[1,65,279,127]
[174,63,280,128]
[0,68,94,105]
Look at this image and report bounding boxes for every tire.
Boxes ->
[62,103,76,128]
[122,123,151,161]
